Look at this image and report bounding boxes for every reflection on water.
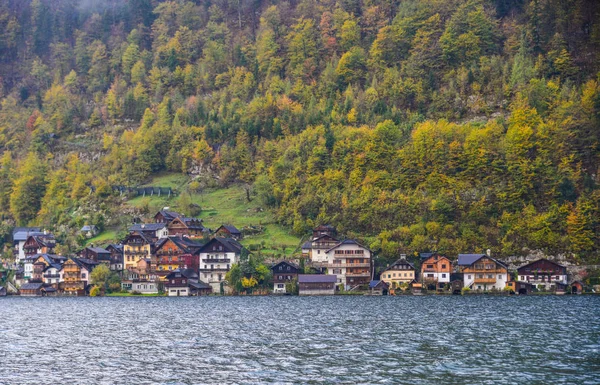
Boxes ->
[1,296,599,384]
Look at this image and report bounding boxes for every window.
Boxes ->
[442,264,446,269]
[279,266,283,271]
[441,274,446,278]
[317,250,321,254]
[279,275,283,280]
[277,284,284,288]
[477,286,482,290]
[81,273,86,279]
[520,276,524,280]
[468,275,472,279]
[427,274,434,278]
[427,265,433,269]
[487,274,493,279]
[287,266,290,271]
[497,275,502,279]
[404,273,407,277]
[171,280,175,284]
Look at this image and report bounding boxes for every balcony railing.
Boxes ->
[200,267,230,271]
[328,263,370,268]
[43,274,61,279]
[202,259,230,263]
[345,272,370,277]
[474,278,496,284]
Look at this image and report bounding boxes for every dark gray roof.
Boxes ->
[326,239,369,253]
[301,241,312,249]
[81,225,98,232]
[217,224,241,234]
[457,254,487,266]
[369,280,388,289]
[198,237,244,254]
[298,274,337,283]
[420,252,434,260]
[189,281,211,290]
[129,223,166,232]
[385,259,414,271]
[20,283,44,290]
[12,228,43,241]
[87,247,110,254]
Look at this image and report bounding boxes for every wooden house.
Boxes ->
[154,210,184,223]
[80,225,99,238]
[78,246,111,265]
[164,269,212,296]
[215,225,243,240]
[298,274,337,295]
[506,281,533,295]
[167,217,206,238]
[23,233,56,257]
[271,261,300,294]
[197,237,244,292]
[421,254,452,290]
[325,239,372,290]
[381,259,416,291]
[19,282,44,296]
[312,225,337,239]
[12,227,41,262]
[517,258,567,291]
[106,244,124,271]
[458,253,508,291]
[154,236,201,277]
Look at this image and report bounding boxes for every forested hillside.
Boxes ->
[0,0,599,261]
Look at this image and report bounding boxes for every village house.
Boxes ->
[324,239,372,290]
[42,263,63,288]
[31,254,66,283]
[23,232,56,258]
[271,261,300,294]
[164,269,212,296]
[154,209,184,223]
[517,258,568,292]
[197,237,244,292]
[458,253,509,291]
[298,274,337,295]
[154,236,202,278]
[128,223,168,241]
[215,225,243,240]
[12,227,41,262]
[78,246,111,265]
[302,225,339,262]
[80,225,99,238]
[59,258,99,296]
[19,282,44,296]
[106,244,124,271]
[167,216,207,238]
[380,259,416,290]
[421,254,452,290]
[123,232,153,270]
[122,258,157,294]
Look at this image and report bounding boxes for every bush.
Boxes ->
[89,286,101,297]
[461,287,471,295]
[131,290,142,295]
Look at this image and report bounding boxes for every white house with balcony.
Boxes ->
[324,239,372,290]
[197,237,244,292]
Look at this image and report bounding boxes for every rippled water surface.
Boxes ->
[1,296,599,384]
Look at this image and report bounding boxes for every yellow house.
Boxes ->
[123,233,152,270]
[380,259,416,289]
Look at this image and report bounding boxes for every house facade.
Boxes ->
[123,233,153,270]
[215,225,243,240]
[23,233,56,257]
[380,259,416,289]
[106,244,124,271]
[325,240,372,289]
[517,258,567,291]
[128,223,168,241]
[197,237,244,292]
[302,234,339,262]
[271,261,300,294]
[167,217,206,238]
[298,274,337,295]
[421,254,452,290]
[458,254,509,291]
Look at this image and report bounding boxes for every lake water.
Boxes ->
[0,296,599,384]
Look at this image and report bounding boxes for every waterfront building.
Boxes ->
[301,225,339,262]
[106,244,124,271]
[421,254,452,290]
[298,274,337,295]
[165,269,211,296]
[324,239,372,289]
[368,280,389,295]
[154,236,202,279]
[458,253,508,291]
[197,237,244,292]
[516,258,567,291]
[380,259,416,290]
[123,232,153,270]
[271,261,300,294]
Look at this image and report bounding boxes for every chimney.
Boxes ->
[486,249,491,257]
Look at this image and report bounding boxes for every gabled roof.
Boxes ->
[85,247,110,254]
[155,210,184,222]
[81,225,98,232]
[216,224,241,234]
[369,280,389,289]
[189,281,211,290]
[166,268,199,280]
[458,254,508,269]
[12,228,42,241]
[301,241,313,249]
[128,223,166,232]
[168,216,205,231]
[155,236,203,253]
[124,232,153,244]
[325,239,370,253]
[24,234,56,248]
[457,254,487,266]
[72,257,100,271]
[383,259,415,272]
[271,260,300,271]
[106,244,123,252]
[197,237,243,254]
[517,258,566,271]
[20,282,44,290]
[419,252,435,260]
[421,254,451,264]
[298,274,337,283]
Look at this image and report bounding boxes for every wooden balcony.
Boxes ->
[202,259,230,263]
[345,272,370,277]
[474,278,496,284]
